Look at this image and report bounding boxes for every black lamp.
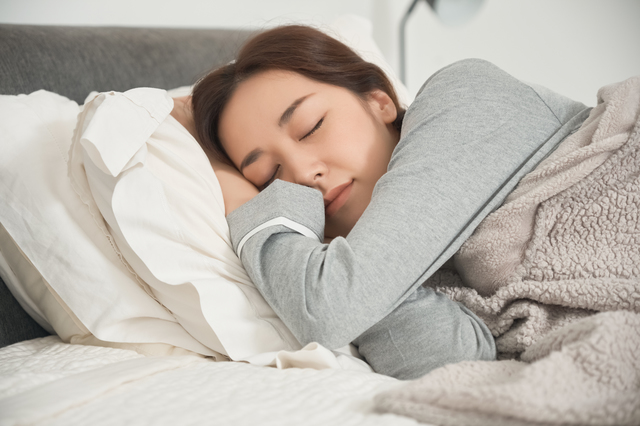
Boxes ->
[399,0,484,84]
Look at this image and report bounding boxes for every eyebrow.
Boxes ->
[278,94,312,127]
[239,94,313,172]
[240,148,263,172]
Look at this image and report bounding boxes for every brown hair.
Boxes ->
[191,25,406,163]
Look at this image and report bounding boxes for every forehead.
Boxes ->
[218,70,326,159]
[223,69,322,126]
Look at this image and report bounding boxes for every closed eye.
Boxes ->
[300,118,324,141]
[259,165,280,191]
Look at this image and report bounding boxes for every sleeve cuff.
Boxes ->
[226,180,325,254]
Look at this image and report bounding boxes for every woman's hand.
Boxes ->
[171,96,259,216]
[208,155,259,216]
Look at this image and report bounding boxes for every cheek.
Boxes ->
[348,134,392,185]
[330,115,381,168]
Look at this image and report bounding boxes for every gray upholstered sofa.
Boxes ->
[0,24,253,348]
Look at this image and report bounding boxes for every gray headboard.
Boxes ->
[0,24,254,347]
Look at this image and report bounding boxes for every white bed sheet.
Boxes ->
[0,337,424,426]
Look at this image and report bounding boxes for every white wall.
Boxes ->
[0,0,372,29]
[374,0,640,105]
[2,0,639,106]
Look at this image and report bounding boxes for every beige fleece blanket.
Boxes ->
[376,76,640,425]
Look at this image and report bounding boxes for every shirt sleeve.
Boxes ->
[225,58,591,349]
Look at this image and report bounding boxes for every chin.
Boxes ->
[325,203,366,239]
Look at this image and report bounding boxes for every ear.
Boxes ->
[367,90,397,124]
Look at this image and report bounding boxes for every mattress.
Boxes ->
[0,337,423,425]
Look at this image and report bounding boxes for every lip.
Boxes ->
[324,180,353,218]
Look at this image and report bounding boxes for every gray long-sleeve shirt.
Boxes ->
[226,59,590,378]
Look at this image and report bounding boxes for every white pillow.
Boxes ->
[0,17,406,361]
[62,16,409,360]
[0,90,220,357]
[0,223,57,335]
[70,88,302,360]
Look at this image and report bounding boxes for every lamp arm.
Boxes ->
[399,0,421,84]
[400,0,483,84]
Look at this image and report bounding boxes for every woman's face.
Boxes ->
[218,70,399,238]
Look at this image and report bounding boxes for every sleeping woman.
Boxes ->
[170,25,591,380]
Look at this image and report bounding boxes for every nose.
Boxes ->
[289,157,327,188]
